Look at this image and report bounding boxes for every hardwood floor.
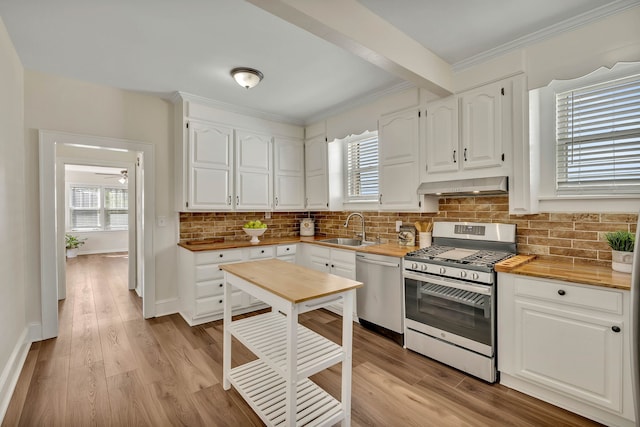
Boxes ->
[2,253,602,426]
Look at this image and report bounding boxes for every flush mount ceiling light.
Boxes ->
[230,67,264,89]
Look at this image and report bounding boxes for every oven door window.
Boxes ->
[405,277,492,346]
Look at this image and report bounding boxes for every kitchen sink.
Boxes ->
[319,238,376,247]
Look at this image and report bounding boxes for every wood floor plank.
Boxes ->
[97,317,138,378]
[122,318,176,385]
[150,378,207,427]
[1,345,40,427]
[17,356,69,427]
[150,316,219,393]
[106,370,172,426]
[69,311,103,368]
[65,361,112,426]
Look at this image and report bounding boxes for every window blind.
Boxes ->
[70,186,101,230]
[346,134,379,200]
[104,187,128,230]
[556,74,640,194]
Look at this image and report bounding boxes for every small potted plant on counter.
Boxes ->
[605,230,635,273]
[65,233,86,258]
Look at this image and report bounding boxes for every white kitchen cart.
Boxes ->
[221,259,362,427]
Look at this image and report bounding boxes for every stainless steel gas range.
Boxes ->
[403,221,516,383]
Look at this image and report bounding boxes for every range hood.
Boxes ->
[417,176,508,196]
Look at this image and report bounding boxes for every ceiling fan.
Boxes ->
[94,169,128,184]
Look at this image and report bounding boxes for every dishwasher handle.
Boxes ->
[356,256,400,268]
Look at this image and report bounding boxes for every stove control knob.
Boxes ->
[460,271,467,278]
[471,273,479,280]
[420,264,428,271]
[439,267,446,274]
[411,263,418,270]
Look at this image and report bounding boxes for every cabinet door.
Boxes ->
[425,96,459,174]
[460,81,504,170]
[330,248,356,280]
[274,137,305,210]
[514,299,623,412]
[188,121,233,210]
[378,109,420,211]
[304,135,329,210]
[235,130,272,210]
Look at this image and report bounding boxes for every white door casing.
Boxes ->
[39,130,155,340]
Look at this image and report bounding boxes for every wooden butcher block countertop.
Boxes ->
[496,255,631,291]
[179,236,418,258]
[220,259,362,303]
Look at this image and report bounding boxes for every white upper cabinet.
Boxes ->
[423,79,511,182]
[273,136,305,210]
[304,134,329,210]
[174,95,304,212]
[235,130,273,211]
[187,121,234,210]
[460,81,504,170]
[425,97,459,174]
[378,108,421,211]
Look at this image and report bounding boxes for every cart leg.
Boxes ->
[285,305,298,427]
[223,272,232,390]
[341,291,353,427]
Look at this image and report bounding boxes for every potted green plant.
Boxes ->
[65,233,86,258]
[604,230,635,273]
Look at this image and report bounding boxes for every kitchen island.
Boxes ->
[220,259,362,427]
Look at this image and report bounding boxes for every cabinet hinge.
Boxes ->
[501,153,505,161]
[501,87,505,96]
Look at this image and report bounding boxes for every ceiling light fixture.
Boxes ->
[230,67,264,89]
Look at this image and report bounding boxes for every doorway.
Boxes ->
[61,163,136,301]
[39,130,156,340]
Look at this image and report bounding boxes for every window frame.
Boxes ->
[554,73,640,195]
[67,183,129,232]
[342,130,380,204]
[532,62,640,211]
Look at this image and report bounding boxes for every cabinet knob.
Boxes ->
[286,248,290,251]
[557,289,566,296]
[463,147,468,161]
[325,263,329,267]
[219,254,224,258]
[260,250,264,254]
[219,283,223,288]
[453,150,457,163]
[331,264,335,268]
[219,299,223,304]
[612,326,621,333]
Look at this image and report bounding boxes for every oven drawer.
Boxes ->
[513,276,622,315]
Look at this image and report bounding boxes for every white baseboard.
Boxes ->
[28,323,42,343]
[155,297,179,317]
[0,327,32,423]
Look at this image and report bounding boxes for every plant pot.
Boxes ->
[611,250,633,273]
[66,248,79,258]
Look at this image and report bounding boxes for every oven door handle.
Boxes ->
[404,271,492,296]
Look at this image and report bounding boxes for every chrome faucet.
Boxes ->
[344,212,365,242]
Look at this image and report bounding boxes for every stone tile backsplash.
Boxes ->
[179,196,638,267]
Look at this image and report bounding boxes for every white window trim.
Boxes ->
[341,130,379,203]
[66,181,129,232]
[532,62,640,212]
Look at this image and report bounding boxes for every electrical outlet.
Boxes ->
[265,211,271,219]
[395,221,402,232]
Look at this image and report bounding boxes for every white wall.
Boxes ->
[0,17,28,420]
[23,70,177,326]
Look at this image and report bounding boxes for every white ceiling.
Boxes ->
[0,0,636,125]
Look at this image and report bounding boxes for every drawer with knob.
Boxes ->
[513,276,622,315]
[248,246,275,259]
[196,249,243,265]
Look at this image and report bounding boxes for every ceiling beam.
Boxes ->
[247,0,454,97]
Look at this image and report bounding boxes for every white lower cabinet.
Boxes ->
[178,246,273,325]
[498,273,635,426]
[300,244,356,316]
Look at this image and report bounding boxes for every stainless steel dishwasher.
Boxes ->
[355,252,404,345]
